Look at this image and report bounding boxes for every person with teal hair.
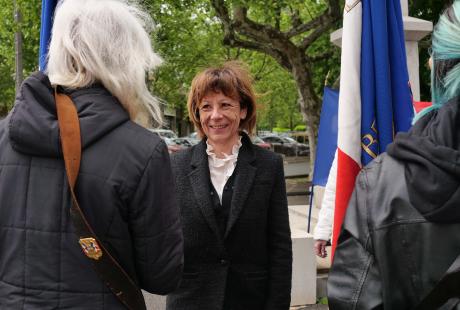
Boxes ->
[328,2,460,308]
[415,0,460,121]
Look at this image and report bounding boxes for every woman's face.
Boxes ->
[199,91,247,148]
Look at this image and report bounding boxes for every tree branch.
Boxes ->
[299,16,337,50]
[232,6,290,50]
[253,55,267,81]
[210,0,234,45]
[327,0,342,20]
[222,33,292,70]
[289,7,302,29]
[285,9,330,38]
[286,0,341,43]
[211,0,296,64]
[274,2,281,30]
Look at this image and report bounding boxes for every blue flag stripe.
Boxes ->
[360,0,414,165]
[312,87,339,186]
[39,0,58,71]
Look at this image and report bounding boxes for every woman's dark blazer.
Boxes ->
[166,133,292,310]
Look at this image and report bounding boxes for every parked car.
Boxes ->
[173,138,195,147]
[291,131,308,144]
[164,137,187,154]
[251,135,272,150]
[182,133,201,145]
[149,128,178,139]
[148,129,184,153]
[282,136,309,156]
[187,132,198,139]
[261,135,309,156]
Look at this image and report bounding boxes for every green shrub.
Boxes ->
[293,124,306,131]
[272,127,290,133]
[317,297,328,305]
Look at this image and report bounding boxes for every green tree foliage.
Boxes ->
[208,0,342,164]
[146,1,229,132]
[410,0,450,101]
[0,0,40,116]
[147,0,336,135]
[0,0,339,140]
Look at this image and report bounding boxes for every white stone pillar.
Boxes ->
[330,0,433,101]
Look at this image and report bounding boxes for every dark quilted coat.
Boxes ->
[0,72,183,309]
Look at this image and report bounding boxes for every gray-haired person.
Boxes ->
[0,0,183,308]
[328,1,460,309]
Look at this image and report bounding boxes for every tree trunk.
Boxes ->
[14,0,23,94]
[289,55,320,178]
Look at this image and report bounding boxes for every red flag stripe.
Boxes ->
[332,148,361,259]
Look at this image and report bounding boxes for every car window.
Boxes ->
[163,138,175,145]
[149,129,178,139]
[282,137,297,143]
[162,131,177,139]
[174,138,191,147]
[263,137,276,142]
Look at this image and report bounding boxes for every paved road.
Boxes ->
[143,291,165,310]
[143,293,328,310]
[283,157,310,178]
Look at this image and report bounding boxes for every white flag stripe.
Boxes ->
[337,0,363,165]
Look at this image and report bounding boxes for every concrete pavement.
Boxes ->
[283,156,310,178]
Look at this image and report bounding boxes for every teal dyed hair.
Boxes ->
[414,0,460,122]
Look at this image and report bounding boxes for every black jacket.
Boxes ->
[166,134,292,310]
[328,97,460,309]
[0,72,183,309]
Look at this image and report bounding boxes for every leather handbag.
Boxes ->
[55,89,147,310]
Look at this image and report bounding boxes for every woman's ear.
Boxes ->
[240,107,247,120]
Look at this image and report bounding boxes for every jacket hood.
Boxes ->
[387,97,460,223]
[9,71,129,157]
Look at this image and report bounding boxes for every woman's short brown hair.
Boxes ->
[187,61,257,138]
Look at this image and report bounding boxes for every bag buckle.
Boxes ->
[79,237,103,260]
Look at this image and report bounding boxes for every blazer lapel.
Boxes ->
[225,134,256,239]
[188,140,223,243]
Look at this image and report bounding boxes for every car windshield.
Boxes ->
[174,139,191,147]
[282,137,297,143]
[161,131,177,139]
[252,136,264,143]
[163,138,177,146]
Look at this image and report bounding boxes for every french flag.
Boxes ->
[39,0,59,71]
[332,0,414,258]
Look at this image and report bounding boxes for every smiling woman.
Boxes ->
[187,62,257,144]
[198,92,247,156]
[166,61,292,310]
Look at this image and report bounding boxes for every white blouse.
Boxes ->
[206,137,242,204]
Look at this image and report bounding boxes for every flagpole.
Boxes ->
[401,0,408,16]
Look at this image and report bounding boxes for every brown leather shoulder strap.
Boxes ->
[55,91,81,188]
[55,89,146,310]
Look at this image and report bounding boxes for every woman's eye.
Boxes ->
[200,104,211,111]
